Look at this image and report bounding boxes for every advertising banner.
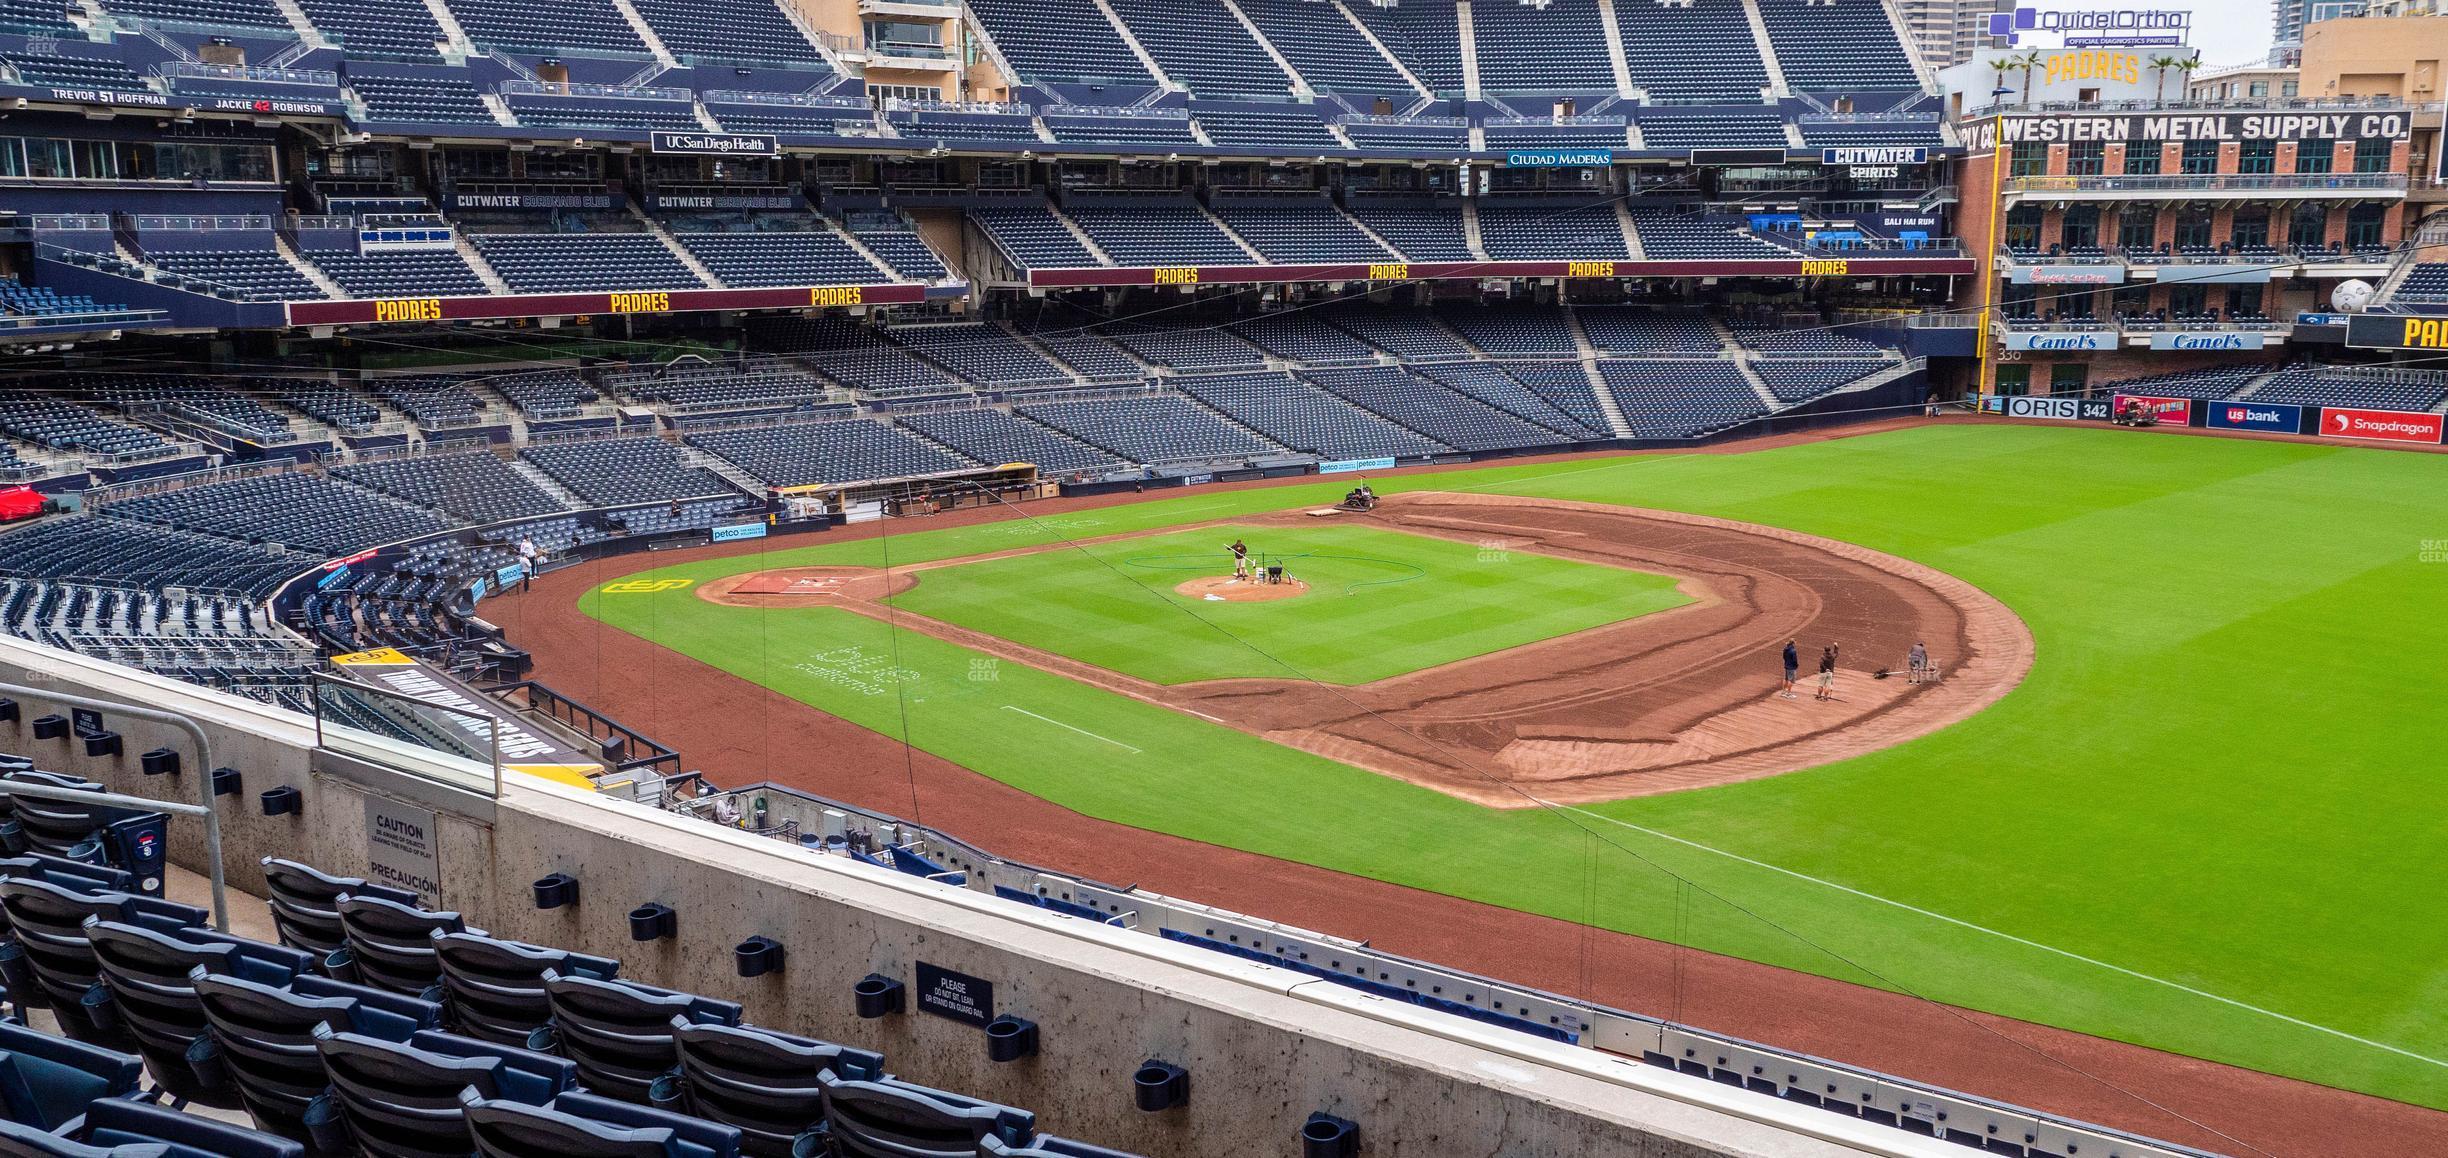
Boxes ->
[2346,313,2448,351]
[2318,406,2445,444]
[2204,400,2304,434]
[1320,457,1396,474]
[711,520,769,543]
[649,131,780,157]
[2148,331,2266,351]
[2009,265,2127,285]
[2002,330,2113,351]
[2003,395,2115,420]
[1505,149,1615,168]
[1819,146,1930,166]
[2115,394,2195,424]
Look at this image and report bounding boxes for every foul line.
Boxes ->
[1542,800,2448,1071]
[1000,705,1143,754]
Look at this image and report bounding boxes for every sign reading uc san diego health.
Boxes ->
[649,131,780,157]
[1505,149,1615,169]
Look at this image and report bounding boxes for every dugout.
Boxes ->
[766,462,1050,522]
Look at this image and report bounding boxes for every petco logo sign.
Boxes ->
[2319,406,2445,445]
[1989,6,2191,47]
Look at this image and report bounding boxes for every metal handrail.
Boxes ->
[0,682,229,931]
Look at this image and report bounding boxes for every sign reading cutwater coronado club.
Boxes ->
[649,131,781,157]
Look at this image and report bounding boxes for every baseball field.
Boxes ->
[576,423,2448,1115]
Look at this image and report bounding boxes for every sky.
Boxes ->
[2171,0,2278,70]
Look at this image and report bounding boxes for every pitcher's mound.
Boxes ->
[1176,576,1311,603]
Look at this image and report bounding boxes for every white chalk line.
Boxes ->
[1000,705,1142,754]
[1542,800,2448,1070]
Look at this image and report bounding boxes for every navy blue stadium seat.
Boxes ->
[533,973,741,1105]
[0,1097,306,1158]
[259,859,419,960]
[84,919,316,1105]
[463,1089,740,1158]
[660,1022,879,1157]
[0,878,207,1043]
[432,931,618,1047]
[328,896,465,997]
[814,1069,1031,1158]
[0,1023,142,1133]
[192,972,444,1140]
[304,1026,575,1158]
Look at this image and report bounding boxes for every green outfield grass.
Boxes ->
[884,522,1689,685]
[582,425,2448,1110]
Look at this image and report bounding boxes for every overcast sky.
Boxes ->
[2166,0,2278,71]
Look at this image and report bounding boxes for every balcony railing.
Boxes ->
[158,61,339,89]
[498,79,692,102]
[2002,173,2408,195]
[2017,96,2411,114]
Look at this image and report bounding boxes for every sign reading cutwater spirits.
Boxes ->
[1820,147,1930,167]
[649,131,780,157]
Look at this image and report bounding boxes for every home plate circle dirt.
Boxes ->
[1175,576,1312,602]
[698,567,916,606]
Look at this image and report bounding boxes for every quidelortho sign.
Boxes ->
[2002,330,2113,351]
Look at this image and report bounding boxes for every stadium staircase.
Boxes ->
[1616,202,1650,261]
[607,0,682,69]
[451,236,514,295]
[509,456,590,507]
[1337,0,1436,99]
[1461,200,1492,261]
[1733,357,1782,409]
[631,210,727,288]
[477,90,521,127]
[269,0,333,48]
[1201,204,1271,264]
[1594,0,1635,98]
[1094,0,1183,91]
[1457,0,1483,99]
[1564,307,1637,437]
[273,238,344,300]
[829,223,904,284]
[2227,366,2291,400]
[1224,0,1316,98]
[1741,0,1793,97]
[416,0,478,55]
[681,444,773,495]
[1343,212,1411,264]
[1047,204,1118,266]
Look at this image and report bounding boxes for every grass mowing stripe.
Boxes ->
[585,425,2448,1108]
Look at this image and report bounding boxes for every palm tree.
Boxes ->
[2150,55,2183,104]
[2014,50,2046,108]
[2175,56,2201,101]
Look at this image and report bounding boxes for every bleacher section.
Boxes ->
[444,0,649,56]
[628,0,829,65]
[1196,107,1343,150]
[973,203,1105,270]
[1236,0,1415,95]
[1470,0,1615,94]
[1477,202,1634,261]
[1616,0,1769,102]
[1182,373,1446,459]
[103,473,455,554]
[469,234,707,292]
[1062,202,1255,267]
[520,437,740,505]
[1306,366,1573,451]
[312,250,489,298]
[1356,0,1462,94]
[1598,360,1764,437]
[1105,0,1291,97]
[1211,199,1392,263]
[897,407,1122,476]
[146,250,325,302]
[331,450,568,523]
[888,324,1072,387]
[966,0,1155,87]
[1016,394,1275,464]
[672,230,885,287]
[1757,0,1922,92]
[347,74,499,124]
[687,419,973,485]
[1345,203,1473,262]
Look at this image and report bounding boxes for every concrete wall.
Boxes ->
[0,636,1948,1158]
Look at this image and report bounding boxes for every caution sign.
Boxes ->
[365,796,442,905]
[332,647,415,666]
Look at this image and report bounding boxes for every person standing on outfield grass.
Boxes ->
[1815,643,1839,701]
[1907,640,1929,684]
[1780,639,1799,700]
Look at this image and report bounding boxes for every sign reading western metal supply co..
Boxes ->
[650,131,781,157]
[1966,110,2410,149]
[1505,149,1615,168]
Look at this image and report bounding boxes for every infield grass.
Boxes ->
[884,522,1689,685]
[582,425,2448,1110]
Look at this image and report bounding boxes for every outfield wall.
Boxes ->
[0,633,1973,1158]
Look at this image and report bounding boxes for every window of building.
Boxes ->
[2118,206,2158,251]
[2066,142,2104,175]
[2168,284,2209,317]
[2295,140,2336,174]
[2239,140,2277,174]
[1993,364,2031,396]
[2232,210,2271,248]
[2062,204,2101,248]
[2354,141,2392,173]
[2282,80,2300,97]
[2124,143,2162,176]
[2249,81,2270,98]
[2289,203,2330,248]
[2347,203,2387,248]
[2174,205,2214,247]
[2180,140,2220,175]
[2049,363,2091,395]
[2003,203,2043,250]
[2009,142,2048,176]
[2225,286,2266,317]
